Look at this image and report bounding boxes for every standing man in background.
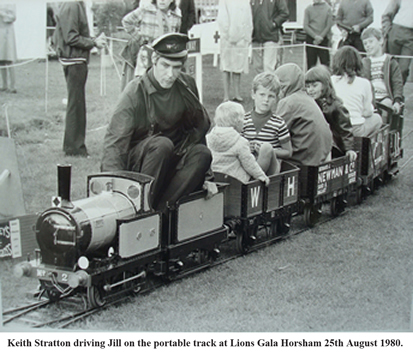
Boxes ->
[336,0,374,52]
[177,0,196,34]
[303,0,333,69]
[53,1,106,157]
[250,0,289,75]
[382,0,413,85]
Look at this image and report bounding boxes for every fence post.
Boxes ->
[303,42,307,73]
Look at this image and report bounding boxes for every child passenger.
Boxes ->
[243,72,292,175]
[331,45,382,137]
[305,65,358,162]
[361,27,404,123]
[206,101,270,185]
[274,63,332,166]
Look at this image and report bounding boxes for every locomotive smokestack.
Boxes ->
[58,164,72,202]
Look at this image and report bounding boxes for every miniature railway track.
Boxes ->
[3,297,84,329]
[2,299,51,326]
[2,293,134,329]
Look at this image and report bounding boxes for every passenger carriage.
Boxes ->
[299,156,358,227]
[214,161,300,253]
[355,124,390,197]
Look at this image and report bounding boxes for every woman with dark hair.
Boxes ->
[305,65,357,161]
[331,46,382,137]
[120,0,181,91]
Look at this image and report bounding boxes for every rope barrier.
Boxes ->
[0,58,40,69]
[190,41,413,61]
[1,42,411,72]
[105,36,128,43]
[1,41,412,112]
[88,124,108,133]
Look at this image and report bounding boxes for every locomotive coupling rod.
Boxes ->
[103,271,146,292]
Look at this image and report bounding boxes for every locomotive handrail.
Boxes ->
[87,171,155,184]
[103,270,146,292]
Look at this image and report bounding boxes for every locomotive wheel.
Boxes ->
[270,220,278,238]
[235,227,256,254]
[87,285,106,308]
[235,231,247,254]
[367,179,375,195]
[304,204,321,228]
[330,197,345,217]
[356,187,363,205]
[374,174,384,190]
[277,214,291,235]
[383,170,392,184]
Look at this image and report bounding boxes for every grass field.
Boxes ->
[1,49,412,333]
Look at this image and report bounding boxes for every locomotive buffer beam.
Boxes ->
[103,270,146,292]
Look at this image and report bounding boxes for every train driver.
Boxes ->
[101,33,216,212]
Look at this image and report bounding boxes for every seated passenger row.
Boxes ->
[207,29,404,185]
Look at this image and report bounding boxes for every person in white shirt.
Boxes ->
[331,45,382,137]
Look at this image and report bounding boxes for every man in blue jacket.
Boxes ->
[102,33,214,212]
[53,1,106,157]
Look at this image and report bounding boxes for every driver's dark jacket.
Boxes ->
[101,69,210,172]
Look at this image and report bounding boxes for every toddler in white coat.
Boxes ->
[206,101,270,185]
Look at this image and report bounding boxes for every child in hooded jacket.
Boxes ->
[206,101,270,185]
[274,63,333,166]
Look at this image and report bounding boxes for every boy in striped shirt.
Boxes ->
[242,72,292,175]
